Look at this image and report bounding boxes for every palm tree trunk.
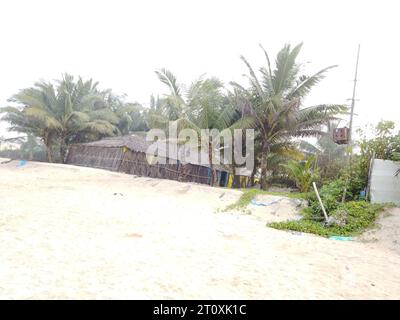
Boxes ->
[60,147,67,164]
[47,149,53,163]
[43,131,53,163]
[260,140,269,190]
[59,133,67,164]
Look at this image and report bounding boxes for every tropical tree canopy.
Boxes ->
[0,43,347,190]
[149,69,241,186]
[1,74,146,162]
[231,43,347,189]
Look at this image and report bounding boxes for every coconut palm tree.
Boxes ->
[1,74,119,162]
[151,69,239,185]
[231,43,346,189]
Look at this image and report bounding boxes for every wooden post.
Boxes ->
[313,182,329,222]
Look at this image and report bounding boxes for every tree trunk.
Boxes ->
[43,132,53,163]
[45,146,53,162]
[59,132,67,164]
[60,144,66,164]
[260,140,269,190]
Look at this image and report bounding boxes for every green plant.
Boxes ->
[231,43,346,190]
[281,156,319,192]
[269,201,388,237]
[301,178,348,219]
[299,120,347,182]
[150,69,251,186]
[1,74,147,163]
[345,120,400,196]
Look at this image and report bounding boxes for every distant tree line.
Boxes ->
[1,43,347,189]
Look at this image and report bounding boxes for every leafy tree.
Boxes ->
[345,120,400,196]
[231,43,346,189]
[1,74,123,162]
[151,69,243,186]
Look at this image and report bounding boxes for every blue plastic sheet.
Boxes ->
[250,198,281,207]
[17,160,27,167]
[329,236,353,241]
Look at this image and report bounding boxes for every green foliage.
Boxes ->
[307,179,347,217]
[341,120,400,197]
[281,156,319,192]
[0,134,48,161]
[232,43,346,190]
[269,201,388,237]
[299,120,347,183]
[1,74,147,163]
[151,69,247,186]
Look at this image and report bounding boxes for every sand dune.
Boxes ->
[0,160,399,299]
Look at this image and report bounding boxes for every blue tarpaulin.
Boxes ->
[250,198,282,206]
[17,160,27,167]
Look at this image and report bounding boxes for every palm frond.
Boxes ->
[272,43,302,94]
[155,68,181,98]
[240,55,266,101]
[288,65,338,99]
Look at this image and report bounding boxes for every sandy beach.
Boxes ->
[0,159,399,299]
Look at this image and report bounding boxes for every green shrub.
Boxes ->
[305,178,349,218]
[281,156,320,193]
[269,201,388,237]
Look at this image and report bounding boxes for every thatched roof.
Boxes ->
[72,135,252,176]
[79,135,151,153]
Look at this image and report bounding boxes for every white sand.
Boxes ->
[0,160,399,299]
[359,207,400,255]
[245,194,306,223]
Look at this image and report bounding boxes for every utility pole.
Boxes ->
[342,44,360,203]
[347,44,361,161]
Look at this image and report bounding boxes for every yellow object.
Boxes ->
[146,154,158,165]
[227,174,234,188]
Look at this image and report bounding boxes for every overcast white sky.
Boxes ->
[1,0,399,138]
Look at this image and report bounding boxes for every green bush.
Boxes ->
[269,201,388,237]
[281,156,320,193]
[304,178,349,218]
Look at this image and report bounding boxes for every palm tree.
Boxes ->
[101,91,148,135]
[1,74,119,163]
[282,156,319,192]
[231,43,346,189]
[151,69,238,186]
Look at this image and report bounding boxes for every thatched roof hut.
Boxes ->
[66,135,251,187]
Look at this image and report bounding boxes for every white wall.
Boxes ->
[370,159,400,206]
